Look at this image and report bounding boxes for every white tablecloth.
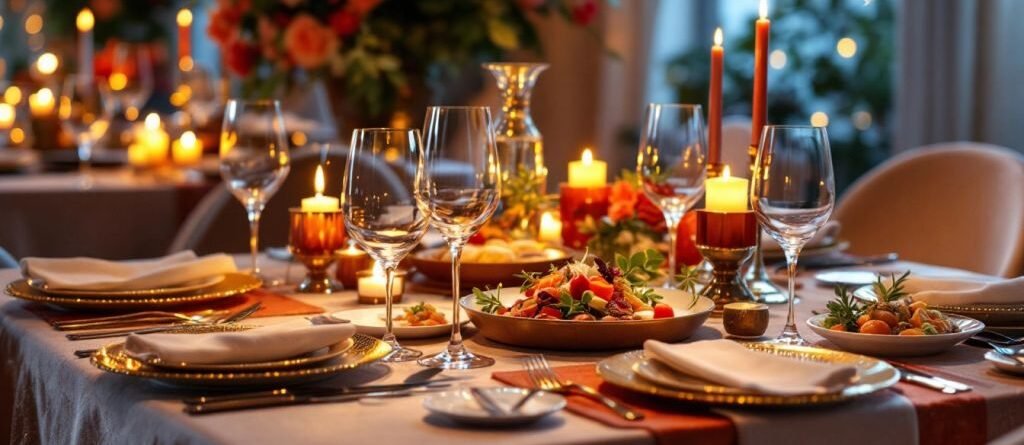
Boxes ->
[0,170,211,260]
[1,258,1023,445]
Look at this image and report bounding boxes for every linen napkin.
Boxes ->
[905,275,1024,306]
[762,220,841,250]
[643,339,857,396]
[20,251,237,291]
[125,319,356,365]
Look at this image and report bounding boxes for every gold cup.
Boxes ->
[722,302,770,337]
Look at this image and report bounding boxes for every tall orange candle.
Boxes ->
[751,0,770,147]
[708,27,724,165]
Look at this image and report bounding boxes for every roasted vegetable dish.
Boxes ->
[822,272,960,335]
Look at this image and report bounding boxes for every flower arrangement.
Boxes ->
[580,170,702,271]
[207,0,599,121]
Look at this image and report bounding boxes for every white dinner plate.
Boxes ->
[984,350,1024,375]
[423,387,565,427]
[806,313,984,356]
[28,275,225,298]
[332,306,468,339]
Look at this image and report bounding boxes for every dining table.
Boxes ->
[1,255,1022,445]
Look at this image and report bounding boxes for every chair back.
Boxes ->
[169,146,409,255]
[833,142,1024,277]
[721,117,752,175]
[0,246,17,269]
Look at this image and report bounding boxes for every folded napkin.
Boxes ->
[644,339,857,396]
[763,220,841,251]
[125,319,357,365]
[21,251,237,291]
[905,275,1024,306]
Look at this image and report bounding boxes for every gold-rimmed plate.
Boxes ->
[129,338,355,372]
[90,334,391,388]
[597,344,899,407]
[854,285,1024,326]
[5,273,262,310]
[27,275,226,298]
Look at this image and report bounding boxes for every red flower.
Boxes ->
[329,9,361,37]
[224,40,259,76]
[570,0,597,25]
[283,14,339,69]
[207,6,241,46]
[608,180,638,224]
[636,194,666,232]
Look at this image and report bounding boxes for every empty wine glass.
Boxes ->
[58,73,113,187]
[415,106,500,369]
[343,128,429,361]
[106,42,153,121]
[220,99,290,279]
[636,104,707,287]
[750,125,835,345]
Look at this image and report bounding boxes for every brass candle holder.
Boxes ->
[696,209,758,312]
[288,208,345,293]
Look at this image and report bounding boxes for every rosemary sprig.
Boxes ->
[675,265,701,308]
[472,284,504,314]
[873,271,911,303]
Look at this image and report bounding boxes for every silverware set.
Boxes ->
[891,363,972,394]
[522,354,644,421]
[64,302,262,341]
[183,380,452,414]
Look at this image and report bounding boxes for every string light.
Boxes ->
[853,111,872,130]
[810,111,829,127]
[769,49,787,69]
[25,14,42,35]
[837,37,858,58]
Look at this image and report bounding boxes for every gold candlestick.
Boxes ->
[696,210,758,313]
[288,208,345,293]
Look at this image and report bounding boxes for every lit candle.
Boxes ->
[76,8,94,84]
[705,166,749,212]
[0,103,14,130]
[568,148,607,188]
[127,143,149,167]
[171,130,203,166]
[538,210,562,244]
[28,88,55,117]
[301,165,340,212]
[751,0,770,148]
[335,243,371,288]
[708,27,724,166]
[357,262,405,304]
[176,8,193,72]
[138,113,169,164]
[35,52,59,77]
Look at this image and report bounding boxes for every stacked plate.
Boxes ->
[597,343,899,407]
[90,333,391,388]
[5,273,261,310]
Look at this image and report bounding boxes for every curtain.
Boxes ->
[896,0,1024,153]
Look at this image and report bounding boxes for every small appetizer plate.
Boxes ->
[423,387,565,427]
[332,307,469,340]
[807,313,984,356]
[985,350,1024,376]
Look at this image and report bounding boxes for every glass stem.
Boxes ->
[247,208,261,274]
[383,266,397,344]
[663,212,682,287]
[784,251,800,334]
[448,241,465,352]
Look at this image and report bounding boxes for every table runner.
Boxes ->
[494,363,987,445]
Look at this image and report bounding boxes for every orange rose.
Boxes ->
[283,15,339,69]
[607,179,639,223]
[207,6,241,45]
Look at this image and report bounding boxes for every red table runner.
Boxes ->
[493,363,987,445]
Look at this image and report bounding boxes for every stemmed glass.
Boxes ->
[342,128,429,361]
[415,106,500,369]
[219,100,291,279]
[750,125,835,345]
[107,42,153,121]
[58,73,113,187]
[636,104,707,287]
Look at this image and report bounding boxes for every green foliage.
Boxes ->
[472,284,504,314]
[675,265,701,308]
[873,271,911,303]
[822,286,863,330]
[556,290,592,317]
[634,287,664,306]
[615,249,665,286]
[581,216,661,260]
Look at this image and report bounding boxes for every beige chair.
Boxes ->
[0,247,17,269]
[833,142,1024,277]
[169,146,408,255]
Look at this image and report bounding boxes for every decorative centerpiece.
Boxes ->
[695,166,758,311]
[288,165,345,293]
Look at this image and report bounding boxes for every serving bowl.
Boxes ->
[806,313,984,356]
[410,247,572,287]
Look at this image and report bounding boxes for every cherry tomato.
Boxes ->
[653,303,674,319]
[569,274,591,300]
[537,306,563,319]
[871,310,899,328]
[859,319,892,335]
[899,328,925,336]
[829,324,847,332]
[588,278,615,300]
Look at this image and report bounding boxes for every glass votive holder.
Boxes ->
[356,266,406,305]
[288,208,345,293]
[335,242,372,289]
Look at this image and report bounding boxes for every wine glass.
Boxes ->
[107,42,153,121]
[219,100,291,279]
[636,104,707,287]
[415,106,500,369]
[58,73,113,187]
[750,125,835,345]
[342,128,429,361]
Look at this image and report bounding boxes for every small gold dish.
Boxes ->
[722,302,770,338]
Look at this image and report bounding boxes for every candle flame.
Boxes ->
[176,9,193,27]
[36,53,59,75]
[582,148,593,165]
[76,8,94,32]
[314,165,326,195]
[34,87,54,104]
[713,27,723,46]
[144,113,161,130]
[180,130,196,146]
[759,0,768,19]
[722,165,731,179]
[0,104,14,125]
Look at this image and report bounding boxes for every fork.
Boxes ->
[55,309,226,331]
[523,354,644,421]
[67,302,261,341]
[988,342,1024,365]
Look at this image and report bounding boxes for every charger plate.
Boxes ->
[129,338,355,372]
[855,285,1024,326]
[90,334,390,388]
[5,273,261,310]
[28,275,225,298]
[597,343,898,407]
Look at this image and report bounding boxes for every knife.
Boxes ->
[470,388,506,416]
[901,372,957,394]
[185,385,448,414]
[183,381,450,405]
[892,364,971,392]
